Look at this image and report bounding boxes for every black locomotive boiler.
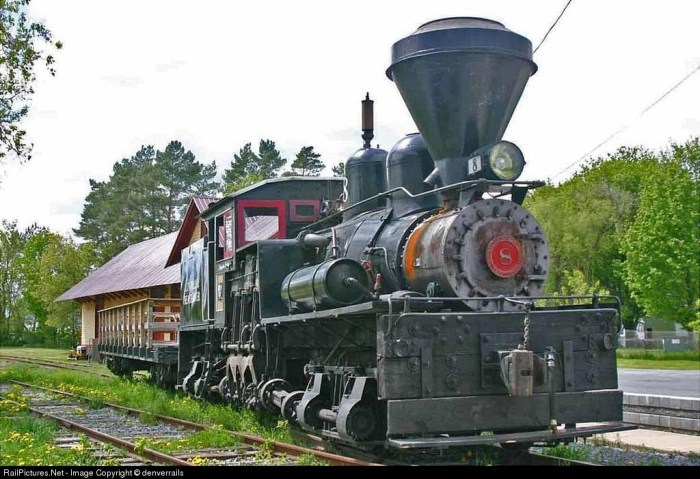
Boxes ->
[176,17,630,449]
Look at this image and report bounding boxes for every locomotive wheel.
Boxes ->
[280,391,304,420]
[258,379,291,411]
[343,405,377,441]
[218,376,233,403]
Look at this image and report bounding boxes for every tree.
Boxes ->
[258,139,286,178]
[287,145,324,176]
[621,141,700,327]
[0,0,62,163]
[75,148,161,261]
[331,162,345,176]
[20,229,94,346]
[222,143,263,194]
[20,226,55,335]
[0,220,26,341]
[221,139,287,194]
[524,146,659,326]
[33,236,94,343]
[156,140,218,231]
[75,141,218,263]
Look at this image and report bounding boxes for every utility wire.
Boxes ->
[553,65,700,180]
[533,0,574,54]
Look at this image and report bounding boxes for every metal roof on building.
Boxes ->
[57,231,180,301]
[165,195,219,268]
[192,195,220,214]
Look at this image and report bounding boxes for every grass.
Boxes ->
[0,364,295,445]
[0,350,330,465]
[0,385,119,466]
[134,426,241,455]
[459,447,499,466]
[0,364,330,466]
[1,347,74,361]
[617,348,700,370]
[0,347,113,375]
[542,443,590,462]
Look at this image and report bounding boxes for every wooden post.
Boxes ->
[147,300,153,349]
[130,303,135,348]
[136,300,142,348]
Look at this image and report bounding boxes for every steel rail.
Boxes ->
[10,380,596,466]
[0,396,192,466]
[8,380,377,466]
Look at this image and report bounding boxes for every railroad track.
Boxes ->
[0,355,113,379]
[0,381,375,466]
[1,375,596,466]
[291,429,598,466]
[381,448,597,466]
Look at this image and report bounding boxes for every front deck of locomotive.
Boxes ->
[377,295,629,448]
[261,293,631,449]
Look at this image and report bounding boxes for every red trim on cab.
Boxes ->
[289,199,320,222]
[236,199,287,247]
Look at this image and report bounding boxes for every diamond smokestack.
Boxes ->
[386,17,537,186]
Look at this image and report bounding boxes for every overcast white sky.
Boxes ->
[1,0,698,237]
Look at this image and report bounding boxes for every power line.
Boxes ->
[552,65,700,180]
[533,0,574,54]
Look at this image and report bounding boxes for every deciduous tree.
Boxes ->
[621,140,699,327]
[0,220,26,341]
[0,0,62,164]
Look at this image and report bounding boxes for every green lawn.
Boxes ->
[616,348,700,370]
[0,347,73,361]
[0,347,112,374]
[0,364,295,443]
[617,359,699,370]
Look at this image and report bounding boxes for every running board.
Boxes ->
[388,423,636,449]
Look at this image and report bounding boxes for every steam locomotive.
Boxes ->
[123,18,631,450]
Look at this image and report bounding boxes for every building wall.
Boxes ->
[190,221,202,245]
[81,301,96,344]
[103,291,149,309]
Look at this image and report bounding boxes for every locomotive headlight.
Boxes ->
[466,141,525,181]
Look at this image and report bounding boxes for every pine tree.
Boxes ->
[258,139,286,178]
[221,140,287,194]
[288,146,324,176]
[222,143,259,185]
[75,141,218,262]
[156,140,218,231]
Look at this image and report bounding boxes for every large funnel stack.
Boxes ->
[386,18,537,186]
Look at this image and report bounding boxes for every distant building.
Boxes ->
[57,196,217,346]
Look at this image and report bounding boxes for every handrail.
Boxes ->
[381,293,621,314]
[307,179,545,230]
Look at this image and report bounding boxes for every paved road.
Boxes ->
[618,369,700,398]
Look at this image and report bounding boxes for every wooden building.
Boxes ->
[57,196,218,351]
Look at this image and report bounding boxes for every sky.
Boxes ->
[1,0,698,237]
